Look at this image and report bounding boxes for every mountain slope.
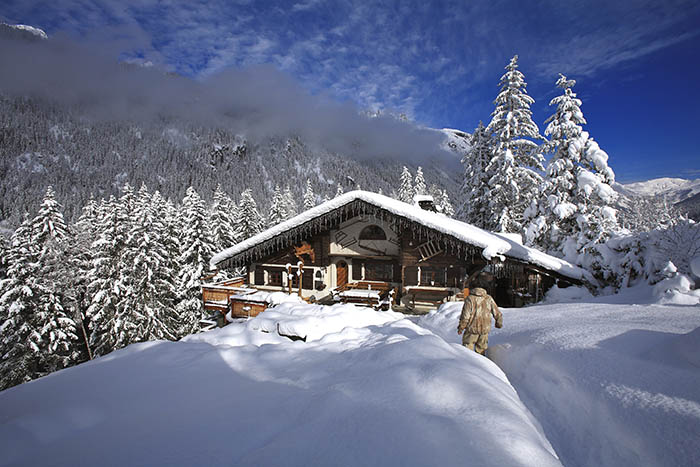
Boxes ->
[618,177,700,203]
[0,96,459,226]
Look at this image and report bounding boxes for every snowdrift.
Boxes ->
[419,289,700,467]
[0,303,559,467]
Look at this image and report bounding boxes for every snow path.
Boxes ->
[419,295,700,467]
[0,303,559,467]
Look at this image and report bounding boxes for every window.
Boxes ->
[359,225,386,240]
[267,269,282,286]
[365,260,393,282]
[420,267,447,287]
[302,269,314,290]
[314,270,325,291]
[352,259,365,280]
[254,267,264,285]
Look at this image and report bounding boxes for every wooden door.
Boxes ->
[337,261,348,288]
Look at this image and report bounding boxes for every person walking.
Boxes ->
[457,287,503,355]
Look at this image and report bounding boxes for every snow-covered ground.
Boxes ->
[1,289,699,466]
[420,286,700,467]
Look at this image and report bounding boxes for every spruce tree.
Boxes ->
[210,184,237,251]
[485,55,544,233]
[87,195,133,356]
[459,122,493,228]
[31,187,79,373]
[439,189,455,217]
[303,179,316,210]
[398,166,414,203]
[123,185,178,341]
[283,186,298,219]
[176,187,217,335]
[0,216,43,389]
[32,186,69,249]
[414,167,427,197]
[0,234,8,281]
[238,189,265,240]
[525,74,618,262]
[68,195,101,360]
[267,185,287,227]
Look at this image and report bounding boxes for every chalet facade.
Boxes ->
[209,191,593,311]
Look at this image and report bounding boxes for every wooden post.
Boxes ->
[286,264,293,295]
[297,260,304,297]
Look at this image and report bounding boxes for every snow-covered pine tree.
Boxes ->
[0,216,43,389]
[32,186,69,249]
[30,189,79,373]
[210,184,238,250]
[68,195,101,360]
[283,186,298,219]
[238,189,265,240]
[398,166,414,203]
[303,179,316,210]
[439,189,455,217]
[176,187,217,336]
[119,182,136,220]
[485,55,544,233]
[0,234,8,281]
[414,167,427,197]
[122,184,179,341]
[267,185,287,227]
[459,122,493,228]
[87,195,133,356]
[524,74,618,265]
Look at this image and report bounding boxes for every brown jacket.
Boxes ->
[458,288,503,335]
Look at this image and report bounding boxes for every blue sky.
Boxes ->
[2,0,699,182]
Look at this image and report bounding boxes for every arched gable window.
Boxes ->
[359,225,386,240]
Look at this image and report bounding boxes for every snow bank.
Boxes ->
[0,303,560,467]
[418,295,700,467]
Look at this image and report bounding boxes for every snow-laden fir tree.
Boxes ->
[524,74,618,265]
[87,195,134,357]
[176,187,217,335]
[303,179,316,210]
[210,184,238,251]
[414,167,427,197]
[67,195,101,360]
[238,189,265,240]
[32,186,69,248]
[30,188,79,372]
[122,185,179,341]
[398,166,414,203]
[0,216,43,390]
[485,55,544,233]
[283,186,298,220]
[119,182,136,220]
[439,189,455,217]
[459,122,493,228]
[267,185,287,227]
[0,234,8,281]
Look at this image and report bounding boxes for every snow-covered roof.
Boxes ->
[211,190,594,284]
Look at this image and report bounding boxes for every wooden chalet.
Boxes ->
[207,191,593,314]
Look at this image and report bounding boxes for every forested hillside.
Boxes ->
[0,95,459,229]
